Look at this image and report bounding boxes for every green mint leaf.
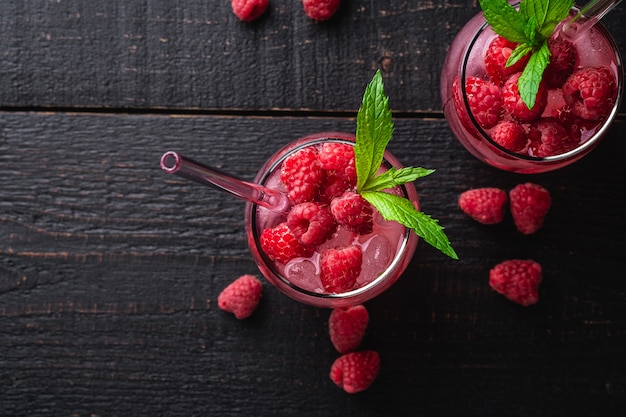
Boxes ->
[537,0,574,38]
[479,0,529,44]
[506,43,533,68]
[355,70,394,191]
[518,41,550,109]
[524,15,540,45]
[361,167,435,193]
[361,191,458,260]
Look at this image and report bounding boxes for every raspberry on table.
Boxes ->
[330,191,374,235]
[465,76,503,129]
[330,350,380,394]
[280,147,324,204]
[287,202,337,246]
[260,222,315,263]
[484,36,529,85]
[509,183,551,235]
[329,305,369,354]
[302,0,341,21]
[489,259,542,306]
[458,187,508,225]
[320,245,362,293]
[490,120,528,153]
[231,0,269,22]
[562,66,616,121]
[502,73,547,122]
[218,274,263,319]
[528,118,578,157]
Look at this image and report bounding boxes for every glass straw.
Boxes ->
[561,0,623,41]
[160,151,291,214]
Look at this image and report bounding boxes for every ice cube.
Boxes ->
[284,258,323,293]
[358,234,393,285]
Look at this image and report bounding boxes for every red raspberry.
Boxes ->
[528,118,578,157]
[320,245,362,293]
[489,120,528,152]
[302,0,341,21]
[458,187,508,225]
[562,66,616,121]
[509,183,551,235]
[260,222,314,263]
[330,191,374,235]
[452,76,480,134]
[544,38,577,88]
[329,305,369,354]
[280,147,324,204]
[489,259,542,306]
[231,0,269,22]
[330,350,380,394]
[218,275,263,319]
[287,202,336,246]
[465,76,503,129]
[502,72,547,122]
[319,143,357,199]
[484,36,530,85]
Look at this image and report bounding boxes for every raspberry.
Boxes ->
[320,245,362,293]
[260,222,314,263]
[218,275,263,319]
[287,202,336,246]
[509,183,551,235]
[490,120,528,152]
[489,259,542,306]
[544,38,577,88]
[528,118,578,157]
[484,36,529,85]
[330,191,374,235]
[302,0,341,21]
[231,0,269,22]
[458,187,508,225]
[502,73,547,122]
[465,76,503,129]
[319,143,357,201]
[329,305,369,354]
[280,147,324,204]
[452,76,479,134]
[562,66,616,121]
[330,350,380,394]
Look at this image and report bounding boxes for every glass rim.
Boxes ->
[459,10,624,164]
[248,135,416,301]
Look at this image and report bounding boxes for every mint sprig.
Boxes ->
[354,71,458,260]
[479,0,573,109]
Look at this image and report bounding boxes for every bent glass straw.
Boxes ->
[160,151,291,214]
[561,0,623,41]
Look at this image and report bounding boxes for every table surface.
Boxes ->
[1,1,625,416]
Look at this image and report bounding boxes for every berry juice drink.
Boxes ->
[441,2,623,173]
[245,132,419,308]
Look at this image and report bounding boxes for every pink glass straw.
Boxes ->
[561,0,622,41]
[160,151,291,214]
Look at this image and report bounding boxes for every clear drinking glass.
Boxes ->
[440,4,623,173]
[245,132,419,308]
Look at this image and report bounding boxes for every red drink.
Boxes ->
[441,4,623,173]
[245,132,419,308]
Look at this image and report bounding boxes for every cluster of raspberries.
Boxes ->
[260,143,378,294]
[455,35,617,157]
[231,0,341,21]
[459,183,551,306]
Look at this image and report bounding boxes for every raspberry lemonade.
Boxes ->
[162,71,456,308]
[441,0,623,173]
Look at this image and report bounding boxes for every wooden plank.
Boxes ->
[1,0,624,112]
[1,112,625,416]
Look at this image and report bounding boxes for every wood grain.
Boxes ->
[1,112,625,416]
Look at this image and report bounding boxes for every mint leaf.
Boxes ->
[355,70,393,191]
[518,41,550,109]
[479,0,529,44]
[506,43,533,68]
[361,191,458,260]
[360,167,435,193]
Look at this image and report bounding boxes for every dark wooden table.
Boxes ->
[1,1,625,416]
